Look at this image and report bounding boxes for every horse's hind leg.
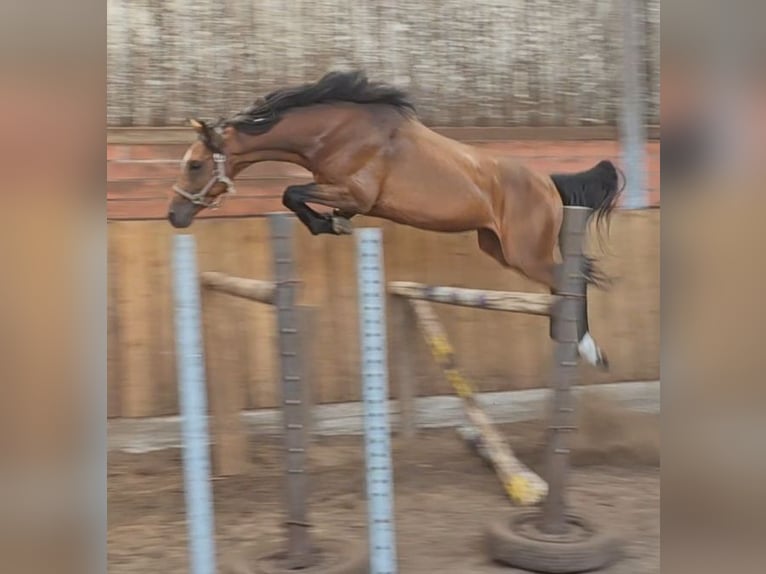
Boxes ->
[524,258,608,371]
[487,212,610,370]
[477,228,512,268]
[549,262,609,370]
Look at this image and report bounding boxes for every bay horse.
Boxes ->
[168,70,622,369]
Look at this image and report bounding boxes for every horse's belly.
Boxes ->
[370,193,489,232]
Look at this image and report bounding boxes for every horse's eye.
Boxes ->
[188,160,203,171]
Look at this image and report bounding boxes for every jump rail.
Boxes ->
[388,282,556,316]
[200,271,276,304]
[404,296,548,506]
[386,284,553,506]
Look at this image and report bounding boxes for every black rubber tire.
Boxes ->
[224,539,369,574]
[486,509,621,573]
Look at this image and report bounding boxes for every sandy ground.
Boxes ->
[108,394,659,573]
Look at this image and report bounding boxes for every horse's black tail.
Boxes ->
[550,159,625,287]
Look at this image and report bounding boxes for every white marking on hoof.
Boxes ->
[578,332,608,369]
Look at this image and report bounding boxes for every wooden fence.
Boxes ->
[108,209,659,419]
[107,135,661,220]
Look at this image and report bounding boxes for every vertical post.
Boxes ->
[269,214,312,569]
[172,235,216,574]
[296,305,317,442]
[390,295,417,439]
[357,228,398,574]
[89,221,107,574]
[621,0,648,209]
[541,207,590,534]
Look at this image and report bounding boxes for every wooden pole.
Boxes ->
[541,206,591,534]
[296,305,317,442]
[388,281,555,315]
[405,298,548,506]
[390,294,417,438]
[200,271,276,304]
[269,214,312,568]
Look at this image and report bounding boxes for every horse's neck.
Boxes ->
[231,110,339,172]
[230,135,311,173]
[229,148,308,179]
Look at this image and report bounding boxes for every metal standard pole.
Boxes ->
[87,224,107,574]
[269,213,312,569]
[356,228,398,574]
[172,234,216,574]
[541,207,590,534]
[621,0,648,209]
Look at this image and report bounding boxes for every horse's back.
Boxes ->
[490,152,561,215]
[369,120,498,230]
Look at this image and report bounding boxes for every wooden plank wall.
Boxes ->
[107,0,660,128]
[107,209,660,418]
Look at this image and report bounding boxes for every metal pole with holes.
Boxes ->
[172,234,217,574]
[541,206,591,533]
[621,0,648,209]
[269,214,313,569]
[357,228,398,574]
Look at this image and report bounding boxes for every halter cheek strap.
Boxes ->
[173,153,237,209]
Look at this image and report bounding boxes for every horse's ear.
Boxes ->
[188,118,224,152]
[189,118,207,134]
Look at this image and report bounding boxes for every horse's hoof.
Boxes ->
[577,332,609,371]
[331,216,353,235]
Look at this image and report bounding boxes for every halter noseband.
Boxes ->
[173,152,236,209]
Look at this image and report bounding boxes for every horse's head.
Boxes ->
[167,119,237,228]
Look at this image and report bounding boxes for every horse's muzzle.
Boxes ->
[167,199,197,228]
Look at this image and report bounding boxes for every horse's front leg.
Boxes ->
[281,183,358,235]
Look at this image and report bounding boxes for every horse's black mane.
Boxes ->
[223,70,416,134]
